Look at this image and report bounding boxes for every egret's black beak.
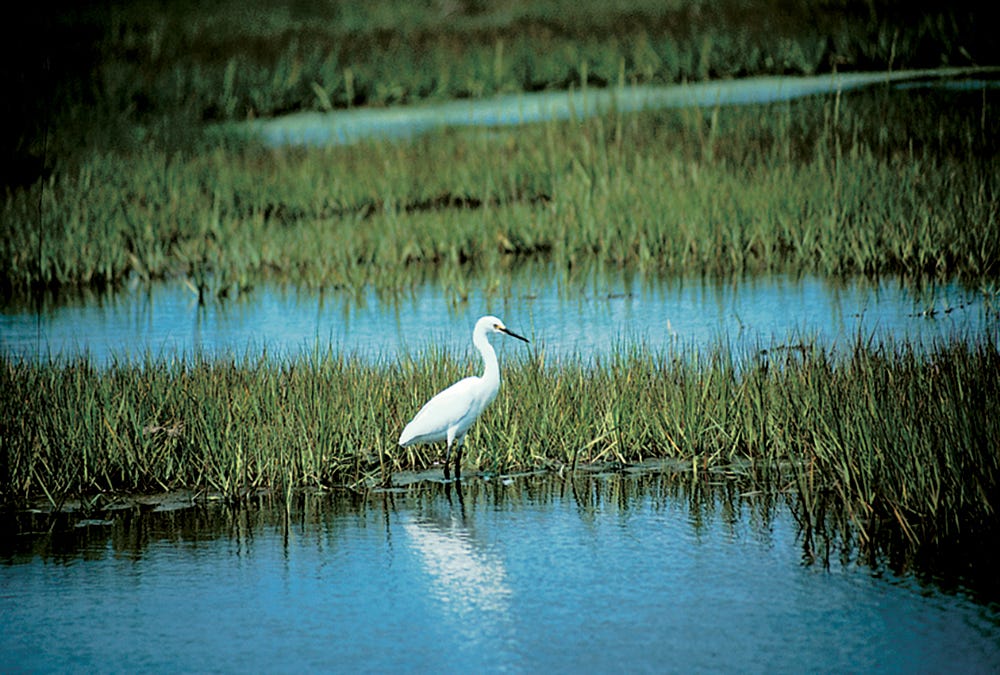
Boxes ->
[501,327,530,343]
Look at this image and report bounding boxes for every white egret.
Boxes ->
[398,315,529,480]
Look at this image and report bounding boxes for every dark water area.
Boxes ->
[2,269,996,366]
[2,473,999,673]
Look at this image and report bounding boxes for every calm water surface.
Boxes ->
[2,270,995,365]
[2,473,998,673]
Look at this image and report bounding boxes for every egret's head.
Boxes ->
[477,315,529,343]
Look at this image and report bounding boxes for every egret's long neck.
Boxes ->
[474,330,500,388]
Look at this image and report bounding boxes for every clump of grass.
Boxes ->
[0,348,399,504]
[2,336,997,558]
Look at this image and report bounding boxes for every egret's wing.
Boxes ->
[399,377,479,446]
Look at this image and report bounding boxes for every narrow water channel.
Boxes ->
[241,67,1000,146]
[2,270,994,365]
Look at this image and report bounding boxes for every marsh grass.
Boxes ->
[3,337,997,556]
[4,85,998,295]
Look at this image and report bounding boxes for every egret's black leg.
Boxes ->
[454,445,463,481]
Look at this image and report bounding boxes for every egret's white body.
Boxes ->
[398,315,529,480]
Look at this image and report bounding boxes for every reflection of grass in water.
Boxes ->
[4,86,998,293]
[3,336,998,571]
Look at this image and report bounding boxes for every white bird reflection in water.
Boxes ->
[400,487,518,659]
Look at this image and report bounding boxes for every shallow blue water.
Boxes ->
[2,474,998,673]
[1,270,995,365]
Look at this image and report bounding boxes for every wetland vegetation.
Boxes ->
[3,85,999,296]
[3,336,998,571]
[3,1,1000,586]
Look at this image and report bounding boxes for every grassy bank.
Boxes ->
[2,337,997,550]
[4,84,998,295]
